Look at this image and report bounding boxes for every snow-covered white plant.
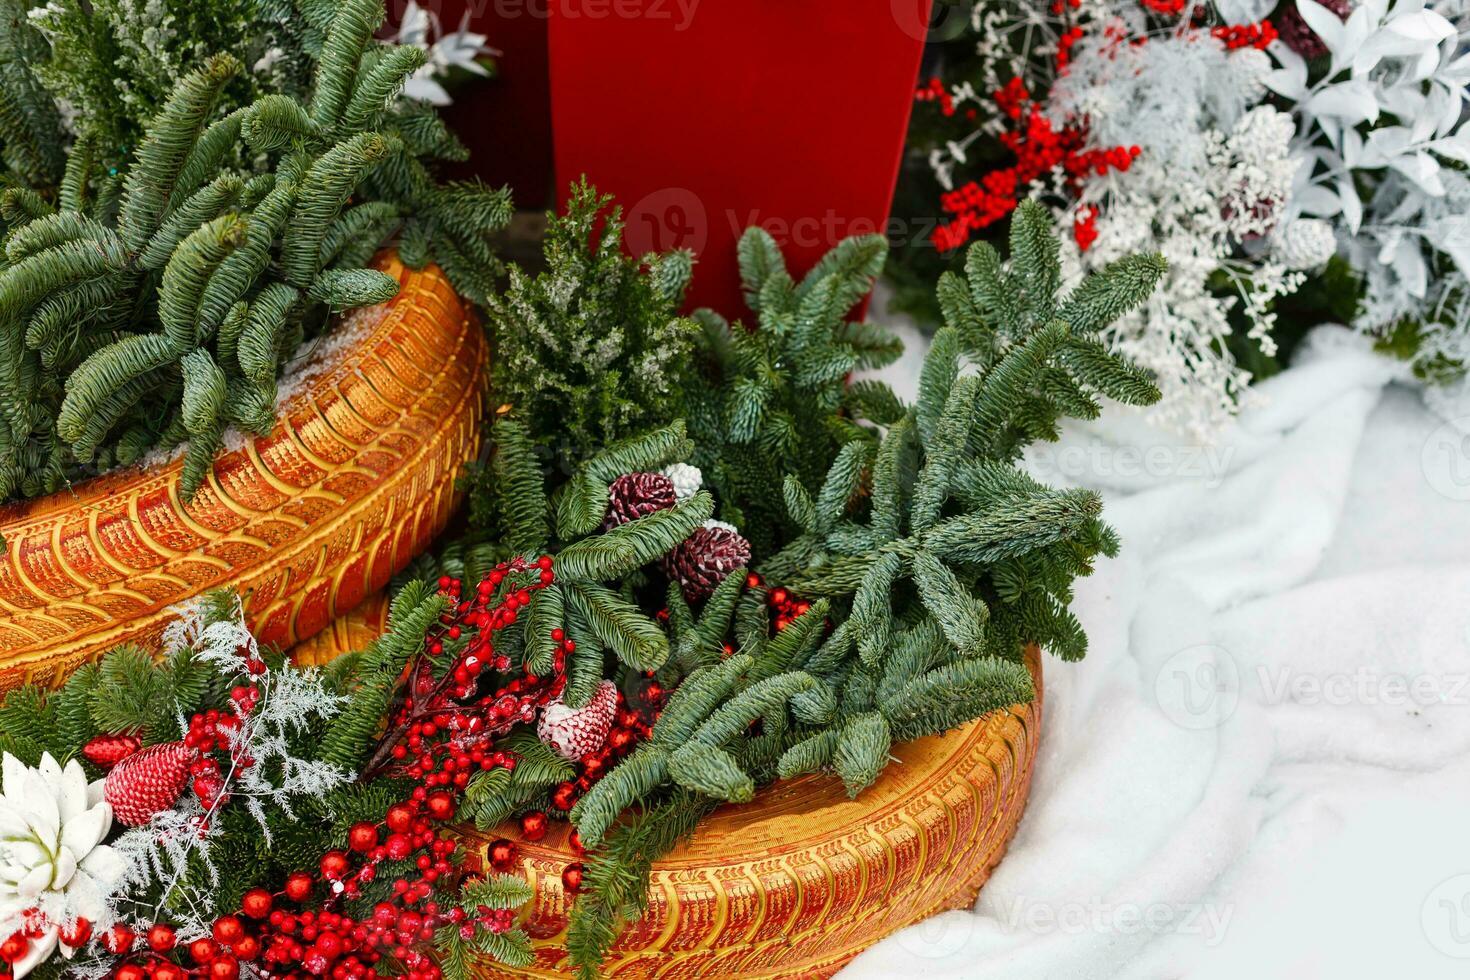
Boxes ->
[106,596,353,937]
[1265,0,1470,375]
[0,754,124,978]
[1050,22,1310,435]
[391,0,496,106]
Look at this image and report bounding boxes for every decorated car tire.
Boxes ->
[0,254,485,690]
[293,602,1042,980]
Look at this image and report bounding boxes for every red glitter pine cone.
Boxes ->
[104,742,198,826]
[537,681,618,761]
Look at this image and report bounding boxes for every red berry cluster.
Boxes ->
[1139,0,1191,15]
[98,557,581,980]
[744,573,827,639]
[933,80,1138,252]
[1211,19,1277,50]
[182,690,259,808]
[1054,24,1086,71]
[363,556,567,782]
[105,793,473,980]
[1073,205,1100,252]
[914,76,955,117]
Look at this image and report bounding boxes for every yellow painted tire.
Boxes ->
[293,603,1042,980]
[0,255,485,689]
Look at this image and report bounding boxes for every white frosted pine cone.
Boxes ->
[659,463,703,501]
[1275,218,1337,270]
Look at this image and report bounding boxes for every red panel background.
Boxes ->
[546,1,934,319]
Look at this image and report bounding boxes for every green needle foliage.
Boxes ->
[485,179,699,470]
[418,415,720,707]
[685,226,904,555]
[560,201,1164,970]
[382,195,1164,977]
[0,0,62,194]
[0,0,510,502]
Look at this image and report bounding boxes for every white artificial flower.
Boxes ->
[393,3,496,107]
[0,753,124,979]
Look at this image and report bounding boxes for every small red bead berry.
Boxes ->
[0,934,29,964]
[320,851,350,880]
[425,791,455,821]
[488,838,517,872]
[213,915,244,945]
[520,811,548,842]
[147,923,177,952]
[385,803,414,833]
[241,888,273,918]
[285,871,314,902]
[103,923,135,954]
[561,863,585,894]
[348,822,379,852]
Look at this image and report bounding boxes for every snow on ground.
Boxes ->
[847,307,1470,979]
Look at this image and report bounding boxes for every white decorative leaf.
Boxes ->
[1307,80,1380,125]
[1264,42,1308,99]
[1385,7,1454,43]
[1296,184,1343,217]
[1296,0,1350,65]
[1428,132,1470,165]
[1335,176,1363,234]
[1389,151,1445,196]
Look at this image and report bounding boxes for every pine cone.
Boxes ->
[660,463,703,501]
[1275,218,1336,270]
[1279,0,1352,59]
[662,520,752,601]
[603,472,677,529]
[83,732,143,770]
[104,742,197,826]
[538,681,618,761]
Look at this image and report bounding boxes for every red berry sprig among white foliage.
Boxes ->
[537,681,618,761]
